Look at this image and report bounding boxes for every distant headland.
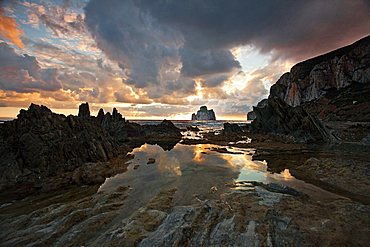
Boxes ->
[191,106,216,120]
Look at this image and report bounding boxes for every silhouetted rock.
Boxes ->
[223,123,244,136]
[0,103,118,194]
[251,98,338,143]
[78,102,90,118]
[191,106,216,120]
[144,120,182,141]
[97,108,105,123]
[247,111,256,120]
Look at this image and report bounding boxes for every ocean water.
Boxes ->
[131,120,251,131]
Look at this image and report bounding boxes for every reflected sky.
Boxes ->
[99,143,345,216]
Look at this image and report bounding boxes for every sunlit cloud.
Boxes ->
[0,9,24,48]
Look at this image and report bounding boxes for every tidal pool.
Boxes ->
[99,143,345,218]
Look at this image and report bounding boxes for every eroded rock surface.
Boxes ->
[269,35,370,107]
[2,182,368,246]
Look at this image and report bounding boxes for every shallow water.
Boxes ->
[99,143,346,217]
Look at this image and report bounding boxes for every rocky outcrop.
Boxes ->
[223,123,244,136]
[247,111,256,120]
[78,102,90,118]
[250,98,338,143]
[247,99,268,120]
[251,36,370,143]
[191,106,216,120]
[0,103,118,194]
[143,120,182,150]
[269,35,370,107]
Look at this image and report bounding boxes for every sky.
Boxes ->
[0,0,369,120]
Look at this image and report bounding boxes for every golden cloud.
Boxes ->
[0,10,24,48]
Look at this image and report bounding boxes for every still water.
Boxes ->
[99,143,344,217]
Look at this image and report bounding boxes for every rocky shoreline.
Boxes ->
[0,103,182,199]
[0,35,369,246]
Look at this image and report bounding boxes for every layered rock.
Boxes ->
[250,98,338,143]
[250,36,370,143]
[191,106,216,120]
[269,35,370,107]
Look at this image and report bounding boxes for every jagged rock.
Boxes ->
[112,107,123,121]
[251,98,338,143]
[247,99,268,120]
[0,103,118,194]
[191,106,216,120]
[269,35,370,107]
[78,102,90,118]
[97,108,105,123]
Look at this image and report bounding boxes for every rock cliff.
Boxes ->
[191,106,216,120]
[250,35,370,143]
[269,35,370,106]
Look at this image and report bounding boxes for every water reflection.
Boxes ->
[99,143,344,215]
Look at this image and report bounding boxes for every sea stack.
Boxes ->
[191,106,216,120]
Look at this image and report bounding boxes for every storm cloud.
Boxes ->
[85,0,370,95]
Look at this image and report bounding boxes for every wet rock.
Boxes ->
[187,126,200,131]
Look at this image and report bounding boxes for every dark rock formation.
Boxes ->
[223,123,244,136]
[251,98,338,143]
[0,102,183,196]
[251,36,370,143]
[97,108,105,123]
[247,99,268,120]
[191,106,216,120]
[78,102,90,118]
[0,103,118,193]
[269,35,370,107]
[247,111,256,120]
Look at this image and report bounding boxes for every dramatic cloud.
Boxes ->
[84,0,370,108]
[1,0,369,119]
[0,42,62,92]
[0,9,24,48]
